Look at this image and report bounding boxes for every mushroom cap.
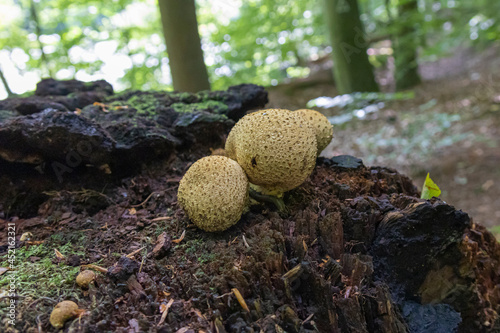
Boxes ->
[295,109,333,155]
[225,129,238,161]
[50,300,79,328]
[178,155,249,232]
[76,270,96,288]
[226,108,317,194]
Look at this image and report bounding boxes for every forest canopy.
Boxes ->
[0,0,499,98]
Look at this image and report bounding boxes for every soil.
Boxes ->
[0,51,499,333]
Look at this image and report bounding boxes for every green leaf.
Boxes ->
[421,173,441,199]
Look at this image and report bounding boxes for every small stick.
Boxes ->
[126,246,146,258]
[232,288,250,313]
[150,216,172,222]
[242,235,250,248]
[81,264,108,273]
[131,192,161,208]
[158,299,174,326]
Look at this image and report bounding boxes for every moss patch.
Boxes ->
[0,234,86,299]
[170,100,229,114]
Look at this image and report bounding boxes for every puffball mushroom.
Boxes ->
[225,108,317,195]
[50,300,79,328]
[295,109,333,155]
[76,270,96,289]
[177,155,249,232]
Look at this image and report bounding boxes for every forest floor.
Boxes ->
[268,44,500,233]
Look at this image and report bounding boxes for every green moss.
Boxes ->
[170,100,229,114]
[104,90,230,120]
[127,94,160,116]
[0,237,85,298]
[180,238,204,254]
[197,253,216,264]
[0,110,16,122]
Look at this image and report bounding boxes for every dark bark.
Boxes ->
[323,0,379,94]
[158,0,211,92]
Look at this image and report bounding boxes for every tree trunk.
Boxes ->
[30,0,52,78]
[158,0,210,92]
[323,0,379,94]
[394,0,421,90]
[0,67,13,97]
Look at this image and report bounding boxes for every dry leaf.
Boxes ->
[26,240,44,245]
[20,232,33,241]
[54,249,65,260]
[158,298,174,326]
[172,230,186,244]
[232,288,250,312]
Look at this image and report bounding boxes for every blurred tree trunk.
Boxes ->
[0,67,13,97]
[323,0,379,94]
[394,0,421,90]
[158,0,210,92]
[30,0,52,78]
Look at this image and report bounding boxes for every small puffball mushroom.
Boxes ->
[225,108,317,195]
[177,155,249,232]
[50,300,79,329]
[294,109,333,155]
[76,270,96,289]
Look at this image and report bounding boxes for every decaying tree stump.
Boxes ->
[0,80,499,332]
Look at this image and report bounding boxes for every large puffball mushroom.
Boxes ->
[50,300,79,329]
[177,155,249,232]
[224,129,238,161]
[225,108,317,195]
[295,109,333,155]
[76,270,96,289]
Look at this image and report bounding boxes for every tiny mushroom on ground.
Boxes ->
[76,270,96,289]
[49,300,81,329]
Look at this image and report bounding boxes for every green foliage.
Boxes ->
[421,173,442,199]
[1,0,499,93]
[197,0,327,89]
[0,0,165,91]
